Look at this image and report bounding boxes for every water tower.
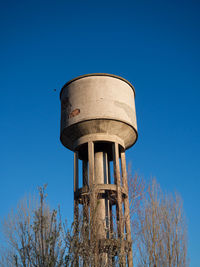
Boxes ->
[60,73,137,266]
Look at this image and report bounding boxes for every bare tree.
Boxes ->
[130,178,189,267]
[0,185,67,267]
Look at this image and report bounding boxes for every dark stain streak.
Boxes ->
[61,97,72,112]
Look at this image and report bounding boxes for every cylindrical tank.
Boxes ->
[60,73,138,151]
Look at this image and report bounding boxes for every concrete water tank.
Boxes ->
[60,73,138,151]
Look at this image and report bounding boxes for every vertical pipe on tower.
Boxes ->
[94,152,107,240]
[94,151,108,265]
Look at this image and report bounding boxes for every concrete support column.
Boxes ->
[112,143,124,236]
[88,142,95,226]
[82,160,89,226]
[121,151,133,267]
[74,151,79,224]
[103,153,110,238]
[88,141,98,266]
[82,160,89,267]
[73,151,79,267]
[112,143,126,266]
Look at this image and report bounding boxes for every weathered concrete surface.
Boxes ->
[60,74,138,151]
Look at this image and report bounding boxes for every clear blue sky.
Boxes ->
[0,0,199,265]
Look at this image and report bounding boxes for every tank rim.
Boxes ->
[60,73,136,99]
[60,118,138,151]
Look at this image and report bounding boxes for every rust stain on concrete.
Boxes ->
[69,109,80,118]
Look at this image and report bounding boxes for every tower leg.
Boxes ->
[74,152,79,267]
[82,160,89,267]
[121,151,133,267]
[112,143,126,266]
[88,142,98,266]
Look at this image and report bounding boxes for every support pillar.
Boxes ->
[88,141,98,266]
[74,151,79,267]
[82,160,89,267]
[112,143,126,266]
[121,150,133,267]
